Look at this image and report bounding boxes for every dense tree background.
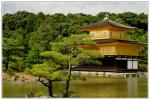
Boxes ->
[2,11,148,73]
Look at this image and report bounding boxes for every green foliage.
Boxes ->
[139,47,148,65]
[28,33,101,80]
[125,29,148,65]
[31,64,53,77]
[2,11,148,73]
[139,64,147,71]
[28,61,67,80]
[50,34,101,69]
[77,49,101,60]
[49,34,102,97]
[126,29,147,43]
[7,67,15,76]
[26,33,102,97]
[3,36,24,71]
[9,56,25,71]
[26,43,45,64]
[40,51,69,61]
[81,60,102,66]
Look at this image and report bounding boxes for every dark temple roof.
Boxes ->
[80,19,136,29]
[93,39,145,45]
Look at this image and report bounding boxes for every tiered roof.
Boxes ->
[80,19,136,30]
[93,39,144,45]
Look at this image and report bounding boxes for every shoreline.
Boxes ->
[3,71,148,82]
[72,71,148,78]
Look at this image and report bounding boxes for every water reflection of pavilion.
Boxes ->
[127,76,138,97]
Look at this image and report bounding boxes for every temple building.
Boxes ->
[73,17,144,72]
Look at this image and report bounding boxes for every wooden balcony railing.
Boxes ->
[90,31,131,40]
[110,33,130,40]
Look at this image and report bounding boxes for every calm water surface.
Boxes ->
[3,76,148,98]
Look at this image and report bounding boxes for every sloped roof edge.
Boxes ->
[93,39,145,45]
[80,20,136,29]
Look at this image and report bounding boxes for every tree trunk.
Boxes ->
[48,80,53,97]
[63,60,71,97]
[63,79,70,97]
[38,77,54,97]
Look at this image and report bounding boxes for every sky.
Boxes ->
[1,1,149,15]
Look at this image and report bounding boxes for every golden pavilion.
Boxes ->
[73,16,144,72]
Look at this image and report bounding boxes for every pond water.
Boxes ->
[3,76,148,98]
